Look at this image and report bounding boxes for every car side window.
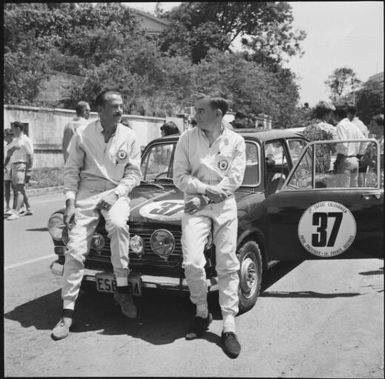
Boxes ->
[284,139,382,190]
[242,142,260,186]
[265,140,290,195]
[287,139,307,166]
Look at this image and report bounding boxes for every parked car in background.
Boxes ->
[48,129,383,313]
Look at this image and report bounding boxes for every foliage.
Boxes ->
[159,2,306,67]
[356,79,384,125]
[324,67,362,103]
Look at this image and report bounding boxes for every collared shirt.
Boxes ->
[352,117,369,138]
[335,118,366,156]
[173,126,246,201]
[64,119,142,200]
[7,134,34,164]
[62,117,88,162]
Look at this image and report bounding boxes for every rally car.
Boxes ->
[48,129,383,313]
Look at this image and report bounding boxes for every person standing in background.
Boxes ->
[62,101,91,162]
[4,128,14,216]
[4,121,34,220]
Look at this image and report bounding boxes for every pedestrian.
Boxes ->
[3,128,14,216]
[302,101,337,173]
[333,105,366,187]
[51,89,142,341]
[173,94,246,358]
[231,111,248,129]
[4,121,34,220]
[347,104,369,137]
[62,101,91,163]
[160,121,180,136]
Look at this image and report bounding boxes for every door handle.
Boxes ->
[361,191,382,200]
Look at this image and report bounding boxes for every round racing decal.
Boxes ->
[298,201,357,258]
[218,159,229,171]
[139,200,185,221]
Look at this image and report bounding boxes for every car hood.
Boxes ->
[128,185,255,225]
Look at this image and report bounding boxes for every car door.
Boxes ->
[263,139,383,260]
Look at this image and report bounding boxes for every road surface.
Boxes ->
[4,192,384,377]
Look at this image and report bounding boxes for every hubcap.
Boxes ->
[240,255,257,298]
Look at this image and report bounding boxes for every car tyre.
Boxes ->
[237,240,263,314]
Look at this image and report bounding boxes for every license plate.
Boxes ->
[95,273,142,296]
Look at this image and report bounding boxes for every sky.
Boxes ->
[125,2,384,106]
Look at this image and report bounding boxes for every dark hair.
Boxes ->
[195,94,228,117]
[190,118,197,126]
[161,121,180,136]
[334,105,348,120]
[235,111,247,119]
[11,121,25,131]
[372,113,384,126]
[4,128,13,136]
[347,104,357,116]
[314,101,334,119]
[95,89,121,108]
[75,101,90,116]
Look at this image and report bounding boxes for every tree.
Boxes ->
[356,79,384,125]
[159,2,306,67]
[325,67,362,103]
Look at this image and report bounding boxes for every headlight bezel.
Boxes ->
[150,229,175,260]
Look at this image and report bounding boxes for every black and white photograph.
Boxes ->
[3,1,383,377]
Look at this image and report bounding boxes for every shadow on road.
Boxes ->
[261,261,303,292]
[359,266,383,276]
[260,291,361,298]
[25,227,48,232]
[4,261,307,346]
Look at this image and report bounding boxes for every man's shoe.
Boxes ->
[4,208,12,216]
[24,209,33,216]
[51,317,73,341]
[185,313,213,340]
[221,331,241,359]
[114,292,137,319]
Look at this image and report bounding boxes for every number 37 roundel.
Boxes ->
[298,201,357,258]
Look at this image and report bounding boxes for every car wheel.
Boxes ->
[237,240,263,314]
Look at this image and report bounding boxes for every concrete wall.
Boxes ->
[4,105,165,168]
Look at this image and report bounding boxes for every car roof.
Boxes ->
[152,128,304,144]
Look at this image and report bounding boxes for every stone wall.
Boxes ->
[4,105,165,168]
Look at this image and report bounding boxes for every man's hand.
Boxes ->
[184,196,207,214]
[64,199,76,229]
[205,186,229,203]
[96,191,119,212]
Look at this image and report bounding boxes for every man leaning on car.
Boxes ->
[173,94,246,358]
[51,89,142,341]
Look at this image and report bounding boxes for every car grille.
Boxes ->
[87,226,183,270]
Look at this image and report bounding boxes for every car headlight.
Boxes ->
[91,233,105,251]
[130,235,144,256]
[47,213,65,241]
[150,229,175,260]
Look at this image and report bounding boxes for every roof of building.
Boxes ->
[367,72,384,83]
[130,8,170,26]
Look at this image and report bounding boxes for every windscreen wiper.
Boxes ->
[140,180,165,190]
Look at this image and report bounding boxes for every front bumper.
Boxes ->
[50,260,219,292]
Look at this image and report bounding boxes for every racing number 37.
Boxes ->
[312,212,343,247]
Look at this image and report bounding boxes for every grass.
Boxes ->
[28,167,64,189]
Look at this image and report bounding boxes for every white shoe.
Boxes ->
[7,210,20,220]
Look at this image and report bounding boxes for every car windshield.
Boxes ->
[141,141,261,186]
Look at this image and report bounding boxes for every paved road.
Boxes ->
[4,193,384,377]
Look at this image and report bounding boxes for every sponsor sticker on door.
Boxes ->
[298,201,357,258]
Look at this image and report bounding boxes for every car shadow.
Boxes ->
[4,289,221,346]
[261,261,303,292]
[25,227,48,232]
[359,266,383,276]
[260,291,361,298]
[4,261,310,347]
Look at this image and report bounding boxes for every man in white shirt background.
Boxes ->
[333,105,366,187]
[3,128,14,215]
[51,89,142,341]
[173,94,246,359]
[62,101,91,162]
[4,121,34,220]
